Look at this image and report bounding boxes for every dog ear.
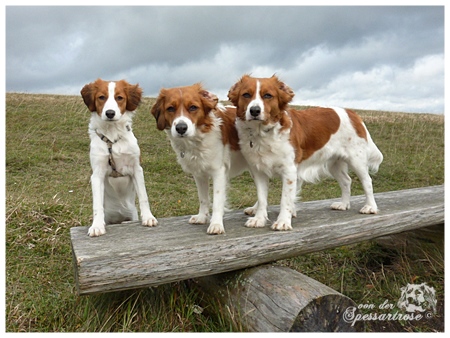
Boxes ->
[228,75,249,105]
[124,82,143,112]
[197,84,218,113]
[227,82,240,105]
[150,90,167,130]
[80,81,97,112]
[275,77,295,109]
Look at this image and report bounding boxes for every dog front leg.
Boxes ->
[132,165,158,227]
[207,166,227,235]
[89,171,106,237]
[272,167,297,231]
[189,174,210,225]
[245,170,269,228]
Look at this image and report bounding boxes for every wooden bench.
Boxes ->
[70,185,444,331]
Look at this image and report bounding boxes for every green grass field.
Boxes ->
[5,93,444,332]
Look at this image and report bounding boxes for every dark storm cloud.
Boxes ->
[5,5,444,113]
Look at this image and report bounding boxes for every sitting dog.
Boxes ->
[228,75,383,231]
[151,83,248,234]
[81,78,157,237]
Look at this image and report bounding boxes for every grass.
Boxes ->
[5,93,444,332]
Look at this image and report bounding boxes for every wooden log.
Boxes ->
[375,223,444,255]
[70,185,444,295]
[193,265,363,332]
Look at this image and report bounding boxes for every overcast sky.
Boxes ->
[5,4,445,114]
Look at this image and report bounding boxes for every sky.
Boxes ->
[4,3,446,114]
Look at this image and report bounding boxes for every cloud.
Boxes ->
[296,54,444,113]
[5,6,444,114]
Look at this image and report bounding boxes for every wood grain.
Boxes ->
[194,265,364,332]
[70,185,444,295]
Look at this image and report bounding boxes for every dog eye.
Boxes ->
[116,96,124,101]
[242,93,251,99]
[189,105,198,112]
[167,106,175,113]
[263,93,273,99]
[98,95,106,101]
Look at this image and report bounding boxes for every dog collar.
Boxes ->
[95,130,124,178]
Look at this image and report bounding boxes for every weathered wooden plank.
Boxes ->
[193,265,364,332]
[375,223,444,255]
[70,185,444,295]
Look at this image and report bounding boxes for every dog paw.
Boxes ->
[244,206,256,216]
[360,205,378,214]
[331,202,350,211]
[207,223,225,235]
[142,215,158,227]
[88,224,106,237]
[189,214,208,224]
[245,217,266,228]
[271,219,292,231]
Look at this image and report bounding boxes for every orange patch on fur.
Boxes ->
[289,107,340,163]
[151,84,240,150]
[80,78,142,115]
[228,75,294,127]
[228,76,346,164]
[150,83,215,132]
[216,106,240,151]
[347,109,367,140]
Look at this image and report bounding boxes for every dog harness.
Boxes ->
[95,129,127,178]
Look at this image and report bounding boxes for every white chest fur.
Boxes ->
[236,119,296,178]
[166,120,228,174]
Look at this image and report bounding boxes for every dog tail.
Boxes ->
[365,124,383,174]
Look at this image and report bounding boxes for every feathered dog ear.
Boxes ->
[273,75,295,109]
[150,89,167,130]
[124,82,143,112]
[197,83,218,113]
[80,80,99,112]
[81,79,143,113]
[227,74,251,106]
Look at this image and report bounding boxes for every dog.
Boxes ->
[397,283,437,313]
[81,78,157,237]
[228,75,383,231]
[151,83,248,234]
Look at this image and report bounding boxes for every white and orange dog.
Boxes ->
[151,84,248,234]
[228,75,383,231]
[81,79,157,237]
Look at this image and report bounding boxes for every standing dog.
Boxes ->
[151,84,248,234]
[228,75,383,231]
[81,79,157,237]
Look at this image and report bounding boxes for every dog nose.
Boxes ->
[175,121,188,135]
[250,106,261,117]
[105,110,115,119]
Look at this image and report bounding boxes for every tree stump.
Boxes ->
[193,265,363,332]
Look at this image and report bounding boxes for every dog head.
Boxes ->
[151,83,218,138]
[228,74,295,125]
[81,78,142,121]
[397,283,437,313]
